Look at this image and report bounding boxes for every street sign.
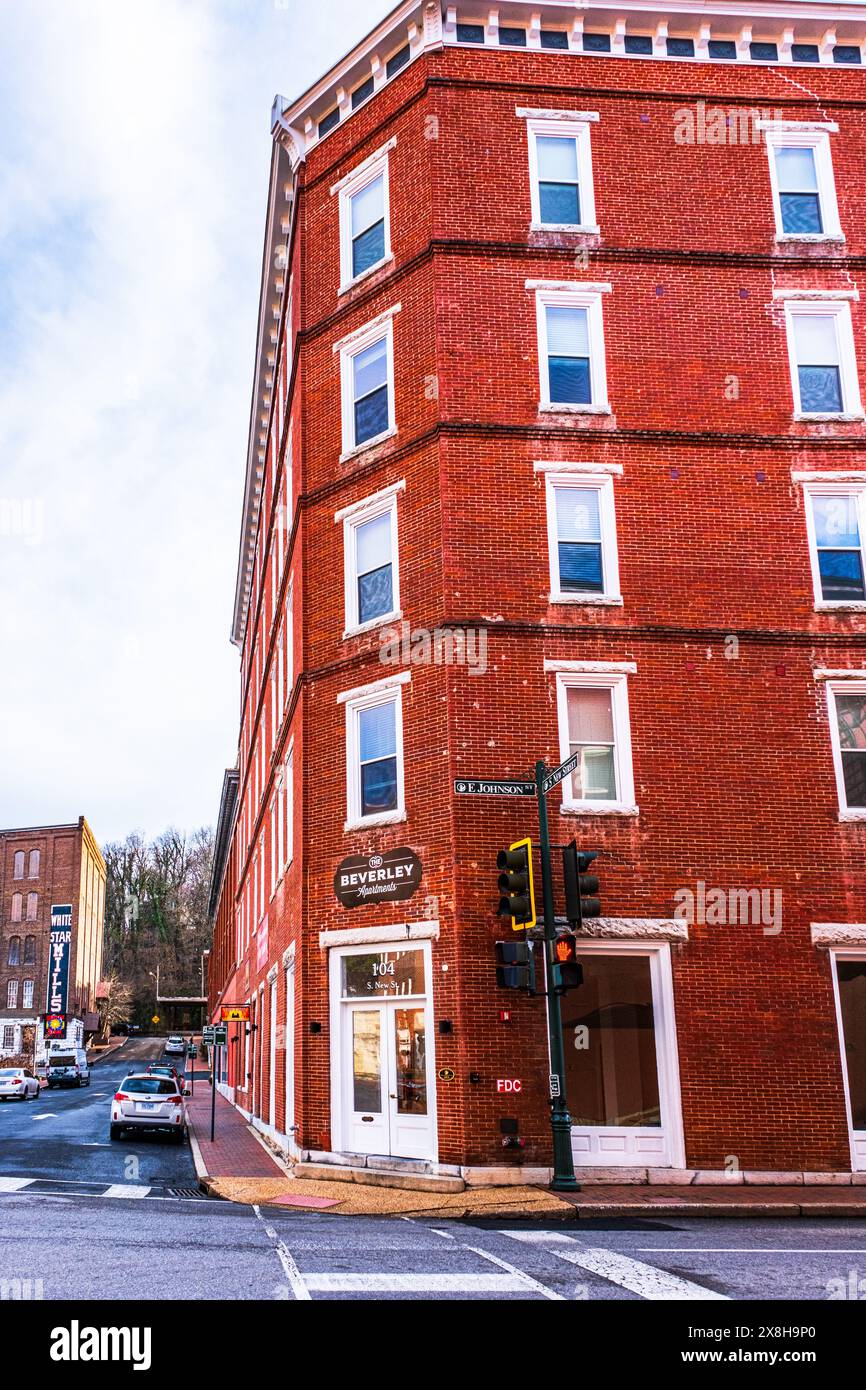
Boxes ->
[151,1014,160,1024]
[454,778,536,797]
[549,1073,561,1099]
[203,1025,227,1046]
[542,751,581,795]
[220,1005,251,1022]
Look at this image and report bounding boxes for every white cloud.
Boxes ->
[0,0,387,842]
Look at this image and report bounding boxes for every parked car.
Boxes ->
[110,1073,190,1142]
[0,1067,40,1101]
[164,1035,186,1056]
[127,1024,142,1035]
[144,1063,184,1087]
[46,1048,90,1089]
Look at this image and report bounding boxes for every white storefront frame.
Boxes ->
[567,940,686,1169]
[829,947,866,1172]
[328,937,438,1163]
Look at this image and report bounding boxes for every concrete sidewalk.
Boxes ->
[184,1086,866,1219]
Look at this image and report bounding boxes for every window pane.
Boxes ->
[780,193,822,234]
[351,177,384,237]
[624,34,653,54]
[352,221,385,277]
[343,949,425,998]
[539,183,581,225]
[352,1011,381,1111]
[667,37,695,56]
[548,356,591,404]
[540,30,568,49]
[356,511,391,574]
[456,23,484,43]
[353,337,387,400]
[813,495,861,549]
[358,564,393,623]
[361,757,398,814]
[573,746,616,799]
[799,365,842,413]
[559,541,604,592]
[546,305,589,355]
[793,314,838,365]
[354,386,389,443]
[837,694,866,750]
[395,1007,427,1114]
[775,146,818,192]
[842,753,866,808]
[819,550,865,601]
[583,32,611,52]
[359,701,396,761]
[499,26,526,46]
[352,77,374,108]
[536,136,578,183]
[555,487,600,541]
[567,686,613,743]
[561,954,661,1127]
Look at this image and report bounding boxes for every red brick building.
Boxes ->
[208,0,866,1184]
[0,817,106,1065]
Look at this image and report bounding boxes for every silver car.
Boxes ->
[110,1073,189,1143]
[0,1067,40,1101]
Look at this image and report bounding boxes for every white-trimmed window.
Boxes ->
[340,675,408,829]
[826,679,866,816]
[544,471,620,601]
[524,116,598,231]
[783,300,862,418]
[12,852,24,880]
[286,579,294,698]
[10,893,22,923]
[22,979,34,1011]
[802,483,866,606]
[336,312,397,456]
[28,850,39,878]
[284,747,294,870]
[26,893,37,922]
[531,284,610,411]
[6,980,18,1009]
[553,669,636,813]
[338,484,402,635]
[764,127,842,240]
[2,1025,14,1052]
[335,144,393,291]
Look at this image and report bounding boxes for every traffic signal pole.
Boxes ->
[535,759,579,1192]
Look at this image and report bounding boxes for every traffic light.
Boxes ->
[496,837,536,930]
[562,843,600,927]
[553,931,583,994]
[495,941,535,992]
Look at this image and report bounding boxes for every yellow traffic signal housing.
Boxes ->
[496,837,537,931]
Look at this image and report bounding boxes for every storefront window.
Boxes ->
[341,949,425,998]
[837,960,866,1129]
[561,953,661,1127]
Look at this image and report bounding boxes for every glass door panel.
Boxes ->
[352,1010,382,1113]
[394,1008,427,1116]
[562,954,661,1127]
[837,960,866,1131]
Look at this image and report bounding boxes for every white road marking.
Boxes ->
[636,1248,866,1255]
[301,1272,535,1292]
[496,1230,573,1243]
[0,1177,34,1192]
[102,1185,151,1199]
[253,1204,311,1301]
[430,1228,455,1240]
[464,1244,564,1301]
[504,1233,728,1301]
[32,1114,55,1121]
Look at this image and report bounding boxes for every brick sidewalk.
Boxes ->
[186,1082,285,1182]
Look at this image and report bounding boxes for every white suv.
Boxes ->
[164,1035,186,1056]
[110,1073,189,1143]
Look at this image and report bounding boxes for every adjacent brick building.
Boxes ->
[0,817,106,1064]
[208,0,866,1183]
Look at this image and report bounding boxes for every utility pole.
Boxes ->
[535,759,579,1193]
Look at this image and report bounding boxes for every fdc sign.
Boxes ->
[496,1078,522,1093]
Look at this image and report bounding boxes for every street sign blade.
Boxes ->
[454,778,536,797]
[542,750,581,795]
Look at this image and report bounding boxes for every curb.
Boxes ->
[186,1118,222,1198]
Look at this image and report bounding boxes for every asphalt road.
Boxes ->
[0,1035,198,1192]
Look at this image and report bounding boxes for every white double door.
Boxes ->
[342,998,435,1161]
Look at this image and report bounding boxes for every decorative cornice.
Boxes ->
[811,923,866,946]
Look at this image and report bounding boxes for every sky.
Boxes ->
[0,0,387,845]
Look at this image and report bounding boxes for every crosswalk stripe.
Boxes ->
[0,1177,34,1192]
[464,1244,564,1301]
[102,1185,152,1199]
[503,1233,728,1301]
[301,1272,537,1292]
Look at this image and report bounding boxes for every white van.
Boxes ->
[46,1047,90,1088]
